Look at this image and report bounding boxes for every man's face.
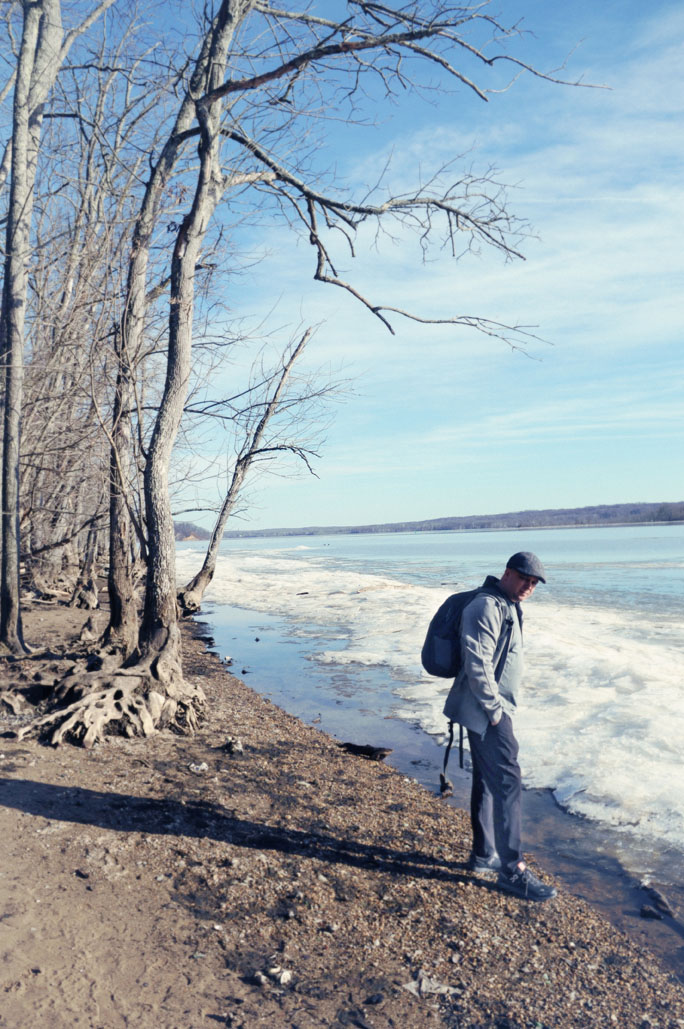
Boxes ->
[500,567,540,603]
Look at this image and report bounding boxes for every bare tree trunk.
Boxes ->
[0,0,46,654]
[103,4,245,649]
[69,521,100,610]
[179,328,313,614]
[139,0,251,682]
[104,328,138,653]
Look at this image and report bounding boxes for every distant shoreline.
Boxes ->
[176,505,684,543]
[220,518,684,541]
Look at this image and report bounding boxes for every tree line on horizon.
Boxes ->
[1,0,587,746]
[175,501,684,541]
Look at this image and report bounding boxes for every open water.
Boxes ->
[176,523,684,888]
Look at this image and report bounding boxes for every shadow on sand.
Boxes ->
[0,775,497,894]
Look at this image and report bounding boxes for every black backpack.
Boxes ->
[420,587,483,678]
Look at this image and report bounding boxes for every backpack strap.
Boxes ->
[495,608,515,680]
[440,720,455,797]
[440,720,466,798]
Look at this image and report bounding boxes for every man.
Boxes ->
[443,551,557,902]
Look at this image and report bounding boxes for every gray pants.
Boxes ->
[467,713,523,877]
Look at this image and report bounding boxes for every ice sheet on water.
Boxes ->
[175,544,684,852]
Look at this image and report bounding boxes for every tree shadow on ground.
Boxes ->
[0,775,492,891]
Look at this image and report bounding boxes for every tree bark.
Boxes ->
[104,328,139,654]
[0,0,49,654]
[138,0,254,679]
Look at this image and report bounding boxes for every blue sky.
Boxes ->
[178,1,684,532]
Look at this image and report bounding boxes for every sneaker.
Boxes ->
[498,865,557,902]
[468,852,502,873]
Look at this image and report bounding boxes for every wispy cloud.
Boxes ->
[186,2,684,528]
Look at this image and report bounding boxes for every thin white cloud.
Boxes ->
[180,2,684,528]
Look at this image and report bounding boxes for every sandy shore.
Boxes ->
[195,601,684,981]
[1,602,684,1028]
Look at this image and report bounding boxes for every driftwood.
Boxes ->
[337,742,392,762]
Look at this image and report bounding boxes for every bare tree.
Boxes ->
[178,325,335,613]
[101,9,240,657]
[0,0,116,654]
[13,15,162,609]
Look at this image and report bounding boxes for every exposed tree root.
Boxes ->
[16,641,205,749]
[177,585,202,617]
[0,637,32,658]
[0,690,27,715]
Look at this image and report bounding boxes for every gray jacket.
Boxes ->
[442,576,523,735]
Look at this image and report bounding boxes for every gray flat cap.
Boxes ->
[506,551,546,583]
